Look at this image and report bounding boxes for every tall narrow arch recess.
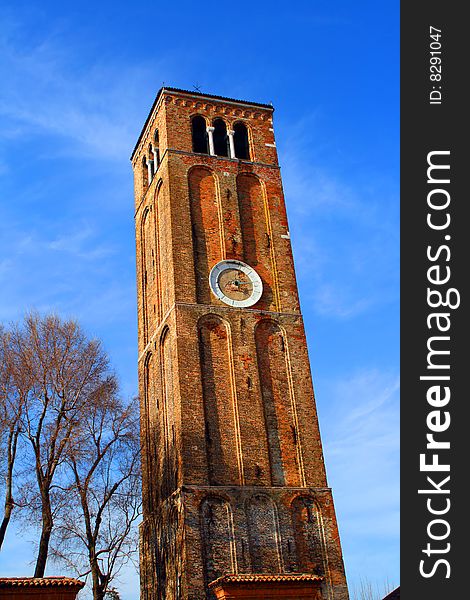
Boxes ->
[233,121,250,160]
[188,167,222,303]
[198,314,240,486]
[213,119,229,157]
[192,115,208,154]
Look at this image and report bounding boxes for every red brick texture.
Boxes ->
[132,89,349,600]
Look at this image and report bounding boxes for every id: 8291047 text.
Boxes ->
[429,26,443,105]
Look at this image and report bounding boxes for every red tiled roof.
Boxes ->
[209,573,323,588]
[0,577,84,589]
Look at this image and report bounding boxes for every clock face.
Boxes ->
[209,260,263,308]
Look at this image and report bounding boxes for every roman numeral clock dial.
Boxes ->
[209,260,263,308]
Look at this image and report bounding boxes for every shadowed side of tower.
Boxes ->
[131,87,349,600]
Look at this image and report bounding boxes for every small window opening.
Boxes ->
[154,130,161,169]
[213,118,229,157]
[142,155,149,189]
[291,425,298,445]
[234,122,250,159]
[148,144,155,180]
[192,115,208,154]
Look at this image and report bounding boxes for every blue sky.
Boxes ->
[0,1,399,598]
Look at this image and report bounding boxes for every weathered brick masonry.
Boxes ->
[132,88,349,600]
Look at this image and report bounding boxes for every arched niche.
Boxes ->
[142,351,154,513]
[255,319,300,487]
[144,350,155,411]
[188,167,222,303]
[156,180,170,314]
[236,172,276,309]
[246,494,282,573]
[200,496,236,588]
[160,327,178,498]
[141,204,159,340]
[198,314,240,486]
[291,495,325,575]
[140,207,150,343]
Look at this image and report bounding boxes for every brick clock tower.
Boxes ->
[131,88,349,600]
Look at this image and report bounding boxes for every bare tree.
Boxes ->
[9,312,116,577]
[352,578,397,600]
[52,392,141,600]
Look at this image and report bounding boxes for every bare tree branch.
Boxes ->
[1,313,141,600]
[52,394,142,600]
[0,325,26,549]
[1,312,117,578]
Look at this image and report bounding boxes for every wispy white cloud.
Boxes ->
[0,19,160,163]
[318,368,399,585]
[278,115,399,321]
[46,226,116,260]
[0,13,139,325]
[322,369,399,471]
[310,283,375,319]
[0,218,128,323]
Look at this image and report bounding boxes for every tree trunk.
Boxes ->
[34,506,53,577]
[0,429,18,550]
[91,558,106,600]
[93,585,106,600]
[0,499,13,549]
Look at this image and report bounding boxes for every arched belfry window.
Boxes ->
[154,130,160,169]
[234,122,250,160]
[142,155,149,189]
[192,116,208,154]
[213,119,229,157]
[148,144,155,180]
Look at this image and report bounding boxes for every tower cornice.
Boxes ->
[130,87,274,161]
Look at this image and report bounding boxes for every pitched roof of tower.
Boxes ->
[130,87,274,160]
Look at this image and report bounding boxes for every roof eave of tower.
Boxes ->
[130,87,274,161]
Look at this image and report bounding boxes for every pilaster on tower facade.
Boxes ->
[131,87,349,600]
